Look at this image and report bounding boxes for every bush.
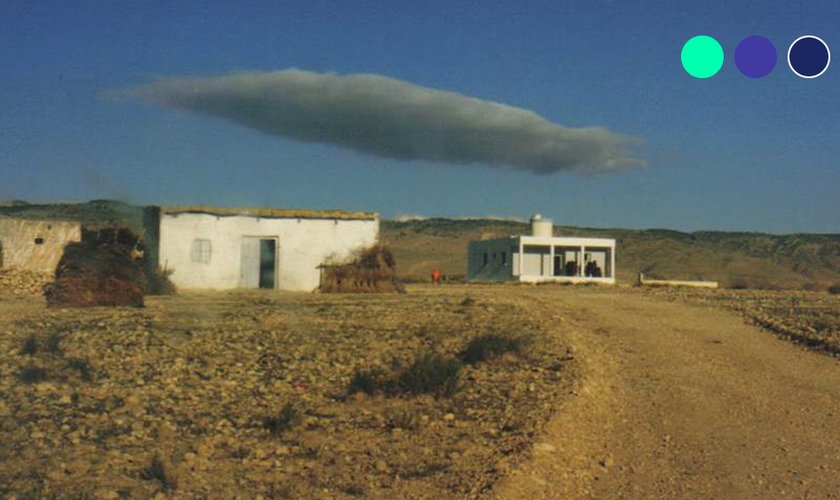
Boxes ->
[19,335,38,356]
[18,366,48,384]
[141,454,178,490]
[396,354,461,397]
[145,266,177,296]
[347,367,392,396]
[263,403,300,436]
[66,358,94,382]
[347,354,463,398]
[44,332,63,354]
[46,227,145,308]
[460,334,523,365]
[728,278,749,290]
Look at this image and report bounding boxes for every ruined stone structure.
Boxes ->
[0,218,82,273]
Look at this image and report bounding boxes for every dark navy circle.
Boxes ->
[788,36,830,78]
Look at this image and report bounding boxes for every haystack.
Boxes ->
[319,244,405,293]
[45,228,149,307]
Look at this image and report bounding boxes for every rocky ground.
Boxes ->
[2,283,838,500]
[640,286,840,356]
[0,287,576,500]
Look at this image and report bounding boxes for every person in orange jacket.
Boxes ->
[431,268,442,285]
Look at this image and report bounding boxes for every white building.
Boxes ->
[143,206,379,291]
[467,215,616,284]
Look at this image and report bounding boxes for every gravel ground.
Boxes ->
[0,287,576,500]
[3,283,835,499]
[640,286,840,355]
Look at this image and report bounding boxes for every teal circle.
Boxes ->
[681,35,724,78]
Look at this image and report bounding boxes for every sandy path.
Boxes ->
[493,288,840,499]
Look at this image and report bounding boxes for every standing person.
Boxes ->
[431,268,442,285]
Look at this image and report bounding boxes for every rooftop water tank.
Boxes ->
[530,214,553,237]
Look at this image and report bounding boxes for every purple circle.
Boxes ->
[735,36,777,78]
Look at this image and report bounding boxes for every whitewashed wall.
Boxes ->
[467,235,616,284]
[158,213,378,291]
[0,218,81,273]
[467,238,517,281]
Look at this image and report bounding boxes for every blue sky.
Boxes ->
[1,0,838,233]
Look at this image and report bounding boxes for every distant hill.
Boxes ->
[0,200,144,234]
[381,219,840,290]
[3,201,839,290]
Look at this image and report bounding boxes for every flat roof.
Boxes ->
[0,216,81,227]
[519,235,615,245]
[157,205,378,221]
[472,235,616,246]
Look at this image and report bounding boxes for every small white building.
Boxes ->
[467,215,616,284]
[143,206,379,291]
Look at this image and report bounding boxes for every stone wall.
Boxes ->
[0,269,50,297]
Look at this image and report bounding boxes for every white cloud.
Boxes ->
[116,69,644,174]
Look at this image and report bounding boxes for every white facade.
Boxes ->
[0,218,81,273]
[467,215,616,285]
[149,207,378,291]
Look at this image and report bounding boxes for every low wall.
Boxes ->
[639,273,718,289]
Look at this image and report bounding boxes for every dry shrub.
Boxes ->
[45,228,145,308]
[397,354,461,397]
[17,366,48,384]
[19,335,38,356]
[141,453,178,490]
[728,277,750,290]
[348,367,392,396]
[319,244,405,294]
[145,266,176,296]
[66,358,94,382]
[460,334,523,365]
[263,403,300,437]
[348,354,462,398]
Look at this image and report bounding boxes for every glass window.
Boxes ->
[191,239,212,263]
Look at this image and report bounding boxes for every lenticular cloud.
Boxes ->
[116,69,644,174]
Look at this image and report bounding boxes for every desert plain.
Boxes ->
[2,282,840,499]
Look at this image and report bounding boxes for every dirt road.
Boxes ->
[494,288,840,499]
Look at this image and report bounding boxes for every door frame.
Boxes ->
[257,236,279,290]
[240,235,280,289]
